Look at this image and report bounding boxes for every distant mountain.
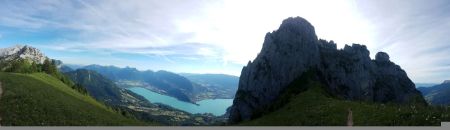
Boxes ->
[0,45,47,71]
[417,80,450,105]
[180,73,239,89]
[65,69,146,105]
[415,83,439,88]
[0,45,47,64]
[64,64,85,70]
[59,65,74,73]
[83,65,143,81]
[180,73,239,99]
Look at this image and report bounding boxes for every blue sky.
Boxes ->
[0,0,450,83]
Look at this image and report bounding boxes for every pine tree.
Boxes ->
[43,58,51,73]
[43,58,59,76]
[30,62,38,73]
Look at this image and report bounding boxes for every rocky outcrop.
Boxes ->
[0,45,47,64]
[231,17,320,121]
[229,17,426,123]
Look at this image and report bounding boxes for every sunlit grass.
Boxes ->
[0,72,151,126]
[240,82,450,126]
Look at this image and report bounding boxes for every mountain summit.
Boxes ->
[0,45,47,64]
[229,17,426,123]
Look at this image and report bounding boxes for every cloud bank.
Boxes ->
[1,0,449,82]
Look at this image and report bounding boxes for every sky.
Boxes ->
[0,0,449,83]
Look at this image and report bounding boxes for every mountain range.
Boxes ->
[417,80,450,105]
[180,73,238,100]
[0,45,47,64]
[75,64,238,102]
[0,45,232,125]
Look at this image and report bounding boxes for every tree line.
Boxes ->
[2,58,88,95]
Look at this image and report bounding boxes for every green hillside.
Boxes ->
[0,72,152,126]
[64,69,125,105]
[239,81,450,126]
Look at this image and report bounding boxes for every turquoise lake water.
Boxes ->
[127,87,233,116]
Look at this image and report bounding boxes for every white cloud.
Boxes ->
[353,0,450,83]
[1,0,450,82]
[0,0,371,65]
[176,0,374,64]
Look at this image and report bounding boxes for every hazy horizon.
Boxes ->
[1,0,450,83]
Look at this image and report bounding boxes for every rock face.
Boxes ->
[0,45,47,64]
[229,17,426,123]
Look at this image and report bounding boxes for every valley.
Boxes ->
[80,65,238,102]
[418,80,450,105]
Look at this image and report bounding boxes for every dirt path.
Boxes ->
[0,81,2,126]
[347,108,353,126]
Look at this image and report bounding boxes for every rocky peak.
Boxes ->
[0,45,23,56]
[344,44,369,55]
[229,17,426,123]
[375,52,390,62]
[0,45,47,64]
[277,17,317,39]
[260,17,318,56]
[231,17,321,122]
[318,39,337,49]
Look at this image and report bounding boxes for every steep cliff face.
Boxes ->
[232,17,320,121]
[318,41,424,104]
[229,17,426,123]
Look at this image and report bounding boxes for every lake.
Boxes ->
[127,87,234,116]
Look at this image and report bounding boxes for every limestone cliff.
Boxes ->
[229,17,426,123]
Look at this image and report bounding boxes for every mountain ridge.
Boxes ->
[0,45,47,64]
[229,16,426,123]
[417,80,450,105]
[81,64,239,102]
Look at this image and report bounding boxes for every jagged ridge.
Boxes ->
[229,16,426,123]
[0,45,47,64]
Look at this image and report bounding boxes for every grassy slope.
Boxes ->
[240,81,450,126]
[0,72,152,126]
